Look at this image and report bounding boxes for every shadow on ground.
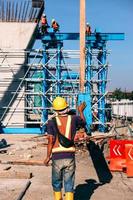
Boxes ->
[75,141,113,200]
[74,179,103,200]
[87,140,113,184]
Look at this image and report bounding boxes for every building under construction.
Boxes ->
[0,1,133,200]
[0,0,125,134]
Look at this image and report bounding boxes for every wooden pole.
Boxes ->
[80,0,86,92]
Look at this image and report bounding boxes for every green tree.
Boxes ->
[129,91,133,100]
[112,88,124,100]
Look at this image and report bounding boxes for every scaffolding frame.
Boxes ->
[0,31,124,134]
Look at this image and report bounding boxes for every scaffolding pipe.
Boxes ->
[56,43,62,94]
[98,45,107,132]
[85,47,92,130]
[41,45,48,131]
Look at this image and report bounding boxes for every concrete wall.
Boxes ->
[0,23,37,49]
[112,100,133,118]
[0,22,37,127]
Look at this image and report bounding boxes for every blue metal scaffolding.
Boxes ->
[39,31,124,133]
[1,30,124,134]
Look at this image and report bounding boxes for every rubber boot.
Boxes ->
[65,192,74,200]
[53,191,62,200]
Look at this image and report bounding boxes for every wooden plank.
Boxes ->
[0,170,32,179]
[0,160,45,166]
[80,0,86,92]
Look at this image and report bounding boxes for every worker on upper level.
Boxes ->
[86,22,91,35]
[51,19,60,32]
[41,13,49,34]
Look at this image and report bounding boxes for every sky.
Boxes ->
[44,0,133,91]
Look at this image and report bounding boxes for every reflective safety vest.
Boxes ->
[52,115,75,153]
[52,22,59,30]
[86,26,91,34]
[41,17,47,25]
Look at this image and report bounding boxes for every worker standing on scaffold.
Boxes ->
[51,19,60,32]
[86,22,91,35]
[44,97,87,200]
[41,13,49,34]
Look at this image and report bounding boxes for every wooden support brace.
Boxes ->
[80,0,86,92]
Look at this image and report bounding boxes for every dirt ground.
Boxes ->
[0,134,133,200]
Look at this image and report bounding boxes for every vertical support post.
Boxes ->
[56,42,62,94]
[77,93,91,133]
[85,46,91,93]
[85,46,92,132]
[25,52,29,127]
[80,0,86,92]
[42,44,48,132]
[98,45,107,132]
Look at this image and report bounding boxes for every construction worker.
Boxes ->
[86,22,91,35]
[44,96,87,200]
[41,13,49,34]
[51,19,60,32]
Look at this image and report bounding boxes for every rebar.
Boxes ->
[0,0,44,22]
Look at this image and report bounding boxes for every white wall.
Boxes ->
[112,100,133,118]
[0,22,37,127]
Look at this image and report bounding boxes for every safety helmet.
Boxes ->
[51,19,55,23]
[52,97,68,111]
[86,22,89,26]
[42,13,46,17]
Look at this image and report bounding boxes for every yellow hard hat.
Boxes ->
[52,97,68,111]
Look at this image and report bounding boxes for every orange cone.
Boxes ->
[125,144,133,177]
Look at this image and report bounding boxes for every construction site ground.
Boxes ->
[0,134,133,200]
